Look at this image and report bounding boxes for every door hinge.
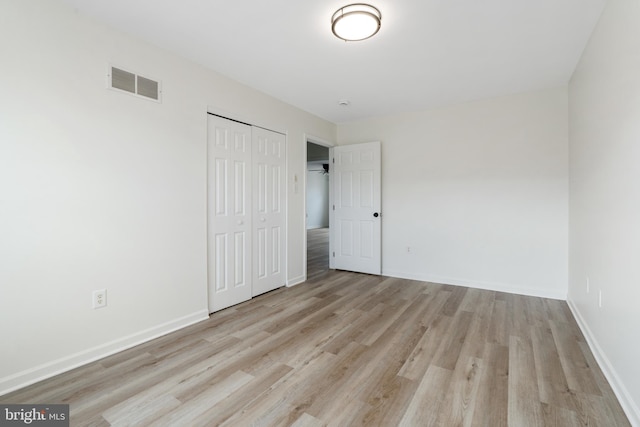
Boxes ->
[333,252,335,257]
[333,204,335,211]
[332,158,335,164]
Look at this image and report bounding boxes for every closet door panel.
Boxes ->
[252,127,286,296]
[207,115,252,312]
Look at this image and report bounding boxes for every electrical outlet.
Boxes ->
[406,246,411,253]
[93,289,107,309]
[586,276,590,293]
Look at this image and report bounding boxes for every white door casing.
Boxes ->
[207,115,253,312]
[252,127,286,296]
[332,141,381,275]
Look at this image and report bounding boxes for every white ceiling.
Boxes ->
[63,0,606,123]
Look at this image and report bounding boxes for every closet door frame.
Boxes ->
[206,113,287,312]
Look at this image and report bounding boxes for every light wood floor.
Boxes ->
[2,271,630,426]
[307,228,329,281]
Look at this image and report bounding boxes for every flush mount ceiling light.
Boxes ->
[332,4,381,42]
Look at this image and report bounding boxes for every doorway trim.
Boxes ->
[301,134,335,284]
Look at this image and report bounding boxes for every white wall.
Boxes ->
[306,164,330,229]
[338,88,569,299]
[0,0,335,394]
[568,0,640,423]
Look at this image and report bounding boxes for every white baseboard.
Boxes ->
[0,310,209,397]
[567,300,640,427]
[287,274,306,287]
[382,270,567,300]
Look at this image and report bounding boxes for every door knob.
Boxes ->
[373,212,379,218]
[260,218,266,222]
[237,220,243,225]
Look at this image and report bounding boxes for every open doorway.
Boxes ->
[306,141,330,280]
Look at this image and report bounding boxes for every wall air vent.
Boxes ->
[108,66,161,102]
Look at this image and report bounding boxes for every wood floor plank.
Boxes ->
[487,298,509,346]
[507,293,533,338]
[531,324,581,414]
[397,289,452,380]
[432,310,474,370]
[190,364,293,426]
[320,304,385,355]
[441,285,468,316]
[472,343,509,427]
[148,370,254,427]
[437,296,492,425]
[68,335,248,425]
[303,341,370,417]
[102,394,182,427]
[352,294,434,398]
[356,297,414,346]
[437,355,483,426]
[526,296,550,329]
[290,412,325,427]
[160,332,270,403]
[459,287,484,312]
[399,365,453,427]
[508,334,545,427]
[227,297,322,341]
[324,398,373,427]
[576,341,631,426]
[262,294,342,336]
[306,228,330,282]
[219,351,335,427]
[550,320,602,396]
[462,305,494,361]
[360,375,418,426]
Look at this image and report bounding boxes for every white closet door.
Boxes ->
[332,141,382,275]
[252,127,286,296]
[207,115,252,312]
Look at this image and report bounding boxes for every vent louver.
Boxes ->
[109,66,161,102]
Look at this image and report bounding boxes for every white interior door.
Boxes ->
[252,127,286,296]
[207,115,252,312]
[331,141,381,275]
